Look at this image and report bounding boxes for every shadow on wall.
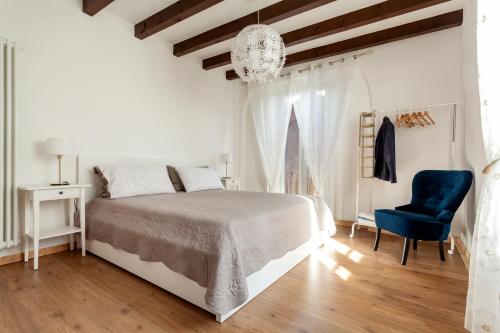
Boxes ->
[460,0,487,248]
[34,141,48,160]
[463,161,478,247]
[34,140,58,181]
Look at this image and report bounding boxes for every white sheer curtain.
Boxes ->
[249,79,292,192]
[465,1,500,332]
[290,62,355,196]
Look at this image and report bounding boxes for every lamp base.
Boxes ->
[50,181,70,186]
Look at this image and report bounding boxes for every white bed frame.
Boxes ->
[76,154,328,323]
[88,236,324,322]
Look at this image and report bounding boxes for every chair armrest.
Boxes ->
[436,210,455,223]
[395,204,414,213]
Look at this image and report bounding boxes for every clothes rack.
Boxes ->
[351,102,463,255]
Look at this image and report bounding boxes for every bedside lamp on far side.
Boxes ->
[221,153,232,179]
[46,138,71,186]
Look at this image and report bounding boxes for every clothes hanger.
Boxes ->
[395,109,402,128]
[409,112,418,126]
[399,110,405,128]
[402,111,413,128]
[411,109,425,127]
[417,110,431,125]
[401,109,409,128]
[423,110,436,125]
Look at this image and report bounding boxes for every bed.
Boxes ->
[77,155,335,322]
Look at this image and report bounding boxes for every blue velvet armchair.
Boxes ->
[373,170,473,265]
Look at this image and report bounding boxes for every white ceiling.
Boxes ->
[105,0,464,72]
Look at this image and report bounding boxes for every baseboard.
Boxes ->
[335,220,353,227]
[455,238,470,271]
[336,220,392,235]
[0,243,71,267]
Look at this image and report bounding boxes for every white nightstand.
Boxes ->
[19,183,91,270]
[221,177,242,190]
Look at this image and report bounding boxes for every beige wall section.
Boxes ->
[240,27,479,243]
[0,0,239,256]
[460,0,486,249]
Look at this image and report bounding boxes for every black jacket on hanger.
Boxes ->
[374,116,397,183]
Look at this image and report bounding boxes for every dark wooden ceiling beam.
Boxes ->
[226,10,463,80]
[83,0,115,16]
[173,0,336,57]
[204,0,451,70]
[135,0,224,40]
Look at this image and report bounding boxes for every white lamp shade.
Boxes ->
[221,153,233,163]
[46,138,71,156]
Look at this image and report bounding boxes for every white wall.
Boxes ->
[241,27,474,238]
[0,0,239,255]
[338,28,465,234]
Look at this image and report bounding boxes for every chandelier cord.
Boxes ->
[257,0,260,24]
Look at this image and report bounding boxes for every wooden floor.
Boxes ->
[0,226,468,333]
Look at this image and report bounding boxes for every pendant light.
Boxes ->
[230,0,286,84]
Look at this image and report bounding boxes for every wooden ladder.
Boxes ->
[359,112,376,178]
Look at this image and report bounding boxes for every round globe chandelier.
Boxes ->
[231,3,286,84]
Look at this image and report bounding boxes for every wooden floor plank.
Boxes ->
[0,226,468,332]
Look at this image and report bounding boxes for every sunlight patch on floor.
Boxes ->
[348,250,363,263]
[311,249,352,281]
[335,266,351,281]
[311,250,337,269]
[324,238,350,255]
[324,238,364,263]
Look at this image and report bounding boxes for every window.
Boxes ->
[285,109,318,195]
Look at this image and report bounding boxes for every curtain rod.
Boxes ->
[373,102,464,115]
[278,49,374,77]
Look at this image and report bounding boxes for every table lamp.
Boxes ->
[221,153,232,179]
[46,138,71,186]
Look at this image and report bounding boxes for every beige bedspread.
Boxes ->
[85,190,334,314]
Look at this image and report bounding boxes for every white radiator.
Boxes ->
[0,39,19,249]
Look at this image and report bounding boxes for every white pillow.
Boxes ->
[97,164,176,199]
[176,167,224,192]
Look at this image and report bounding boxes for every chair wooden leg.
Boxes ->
[373,228,381,251]
[413,239,418,250]
[401,238,410,265]
[439,241,446,261]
